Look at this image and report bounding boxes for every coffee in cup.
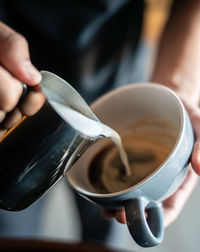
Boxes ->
[89,120,175,194]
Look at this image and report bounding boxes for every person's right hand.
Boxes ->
[0,22,45,138]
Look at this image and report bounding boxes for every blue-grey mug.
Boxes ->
[66,83,194,247]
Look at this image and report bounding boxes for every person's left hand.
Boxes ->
[101,98,200,228]
[102,167,197,227]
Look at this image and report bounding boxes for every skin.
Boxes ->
[0,22,45,138]
[0,0,200,229]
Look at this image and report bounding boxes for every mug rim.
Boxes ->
[67,83,186,198]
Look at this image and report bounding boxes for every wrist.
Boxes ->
[151,73,200,107]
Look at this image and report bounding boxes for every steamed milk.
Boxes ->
[49,100,132,176]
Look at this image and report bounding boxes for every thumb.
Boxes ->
[191,139,200,175]
[179,98,200,175]
[0,22,41,85]
[188,105,200,175]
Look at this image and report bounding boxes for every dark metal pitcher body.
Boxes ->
[0,71,96,211]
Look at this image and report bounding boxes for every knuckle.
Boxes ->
[0,80,23,112]
[1,108,22,129]
[20,91,45,116]
[0,94,17,112]
[3,32,28,52]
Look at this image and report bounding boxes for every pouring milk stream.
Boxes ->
[49,100,132,177]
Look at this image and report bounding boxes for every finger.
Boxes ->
[0,22,41,85]
[0,129,7,140]
[190,108,200,175]
[162,167,198,228]
[19,88,45,116]
[181,99,200,175]
[0,110,6,138]
[0,110,6,123]
[0,66,23,112]
[101,208,127,224]
[191,140,200,175]
[115,210,127,224]
[101,208,117,220]
[0,108,22,129]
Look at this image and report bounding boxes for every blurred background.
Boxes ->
[1,1,200,251]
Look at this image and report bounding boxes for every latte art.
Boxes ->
[89,136,171,193]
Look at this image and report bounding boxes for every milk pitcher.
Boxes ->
[0,71,100,211]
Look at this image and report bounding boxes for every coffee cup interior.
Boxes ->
[67,83,183,196]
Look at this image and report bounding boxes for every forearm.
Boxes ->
[151,0,200,106]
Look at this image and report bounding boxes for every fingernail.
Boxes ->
[23,61,42,84]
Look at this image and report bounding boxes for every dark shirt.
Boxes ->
[0,0,144,103]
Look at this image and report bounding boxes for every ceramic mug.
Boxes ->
[66,83,194,247]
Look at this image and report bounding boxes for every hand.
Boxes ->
[102,168,197,228]
[102,98,200,228]
[0,22,45,138]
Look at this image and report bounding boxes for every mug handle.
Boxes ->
[124,198,164,247]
